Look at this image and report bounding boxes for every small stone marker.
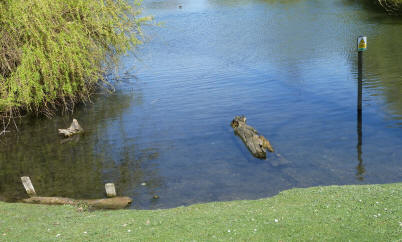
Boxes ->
[358,36,367,51]
[105,183,116,197]
[21,176,36,197]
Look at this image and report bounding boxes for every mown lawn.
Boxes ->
[0,183,401,241]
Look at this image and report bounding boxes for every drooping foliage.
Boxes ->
[376,0,402,14]
[0,0,150,118]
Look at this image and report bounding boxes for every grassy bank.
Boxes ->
[1,183,401,241]
[0,0,149,124]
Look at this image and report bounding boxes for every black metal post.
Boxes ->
[356,48,364,180]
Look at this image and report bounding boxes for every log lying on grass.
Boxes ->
[58,119,84,137]
[19,178,131,209]
[231,116,274,159]
[22,196,133,210]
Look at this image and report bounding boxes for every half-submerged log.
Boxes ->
[22,196,133,210]
[231,116,274,159]
[58,119,84,137]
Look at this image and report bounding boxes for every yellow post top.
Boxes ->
[358,36,367,51]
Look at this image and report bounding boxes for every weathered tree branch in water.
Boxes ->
[231,116,274,159]
[58,119,84,137]
[22,196,133,210]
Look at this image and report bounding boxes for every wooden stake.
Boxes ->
[21,176,36,197]
[105,183,116,198]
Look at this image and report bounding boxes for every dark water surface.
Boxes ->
[1,0,402,209]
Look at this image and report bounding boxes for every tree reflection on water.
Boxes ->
[0,90,162,205]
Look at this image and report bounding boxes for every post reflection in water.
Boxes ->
[356,50,365,180]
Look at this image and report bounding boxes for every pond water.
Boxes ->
[1,0,402,209]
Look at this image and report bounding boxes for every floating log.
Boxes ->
[58,119,84,137]
[21,176,36,197]
[22,196,132,209]
[231,116,274,159]
[105,183,117,198]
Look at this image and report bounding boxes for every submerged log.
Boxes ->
[231,116,274,159]
[58,119,84,137]
[22,196,132,209]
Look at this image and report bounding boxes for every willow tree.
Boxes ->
[0,0,150,124]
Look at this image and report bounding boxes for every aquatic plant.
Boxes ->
[0,0,150,124]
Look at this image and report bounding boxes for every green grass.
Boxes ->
[1,183,401,241]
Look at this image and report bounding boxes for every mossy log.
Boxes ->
[22,196,132,209]
[231,116,274,159]
[58,119,83,137]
